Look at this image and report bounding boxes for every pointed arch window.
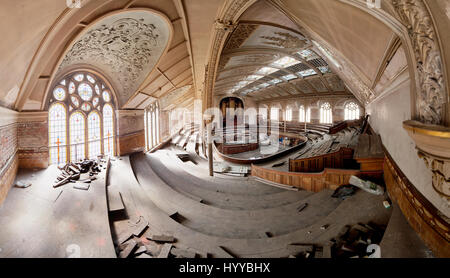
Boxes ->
[299,106,311,123]
[88,111,101,159]
[320,102,332,124]
[49,103,67,164]
[48,71,116,164]
[70,112,86,162]
[146,102,160,150]
[270,107,279,121]
[344,102,360,120]
[285,108,292,121]
[103,104,114,157]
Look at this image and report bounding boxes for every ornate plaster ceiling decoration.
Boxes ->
[58,10,171,106]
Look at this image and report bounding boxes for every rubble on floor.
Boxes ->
[287,222,385,258]
[329,222,386,258]
[331,184,357,200]
[115,216,201,258]
[349,176,384,195]
[15,180,32,188]
[54,158,105,189]
[213,162,250,176]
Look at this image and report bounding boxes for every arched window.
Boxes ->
[285,108,292,121]
[48,71,116,164]
[88,111,101,159]
[49,103,67,164]
[270,107,279,121]
[299,106,311,123]
[306,107,311,123]
[103,104,114,157]
[70,112,86,162]
[320,102,332,124]
[299,106,305,122]
[146,102,160,150]
[344,102,360,120]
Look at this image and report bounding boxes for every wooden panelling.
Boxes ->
[117,131,145,156]
[216,142,259,155]
[289,147,354,172]
[384,153,450,257]
[252,164,361,192]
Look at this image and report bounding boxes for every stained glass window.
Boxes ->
[88,112,101,159]
[103,104,114,156]
[103,90,111,102]
[345,102,360,120]
[145,102,160,150]
[86,74,96,83]
[78,83,93,101]
[49,103,67,164]
[93,97,99,108]
[53,87,66,101]
[69,82,76,94]
[320,102,332,124]
[74,74,84,82]
[71,96,80,107]
[70,112,85,162]
[48,71,116,164]
[81,102,91,112]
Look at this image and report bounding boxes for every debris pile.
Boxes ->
[329,222,386,258]
[54,159,104,189]
[115,216,201,258]
[331,184,357,200]
[349,176,384,195]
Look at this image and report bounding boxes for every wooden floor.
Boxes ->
[0,164,116,258]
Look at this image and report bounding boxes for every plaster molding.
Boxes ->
[403,120,450,198]
[391,0,447,125]
[58,10,172,107]
[18,111,49,123]
[0,106,19,126]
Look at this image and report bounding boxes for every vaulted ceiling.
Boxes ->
[214,22,352,102]
[0,0,421,113]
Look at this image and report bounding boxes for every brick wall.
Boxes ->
[17,112,49,168]
[0,123,18,170]
[0,107,19,204]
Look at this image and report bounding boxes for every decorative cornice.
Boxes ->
[0,106,19,126]
[391,0,447,125]
[18,111,49,123]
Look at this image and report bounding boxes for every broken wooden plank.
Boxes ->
[297,203,308,212]
[73,183,90,190]
[147,234,175,243]
[136,253,152,258]
[53,176,70,188]
[108,189,125,212]
[287,244,314,255]
[134,245,147,255]
[144,244,160,256]
[131,219,148,236]
[118,232,133,244]
[157,243,172,258]
[170,247,196,258]
[216,246,235,258]
[119,240,137,258]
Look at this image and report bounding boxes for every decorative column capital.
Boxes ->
[403,120,450,197]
